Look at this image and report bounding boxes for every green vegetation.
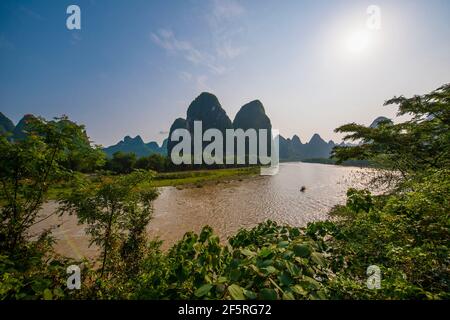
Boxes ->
[333,84,449,175]
[104,150,260,179]
[59,170,159,278]
[45,167,259,200]
[0,116,101,299]
[135,153,168,172]
[105,152,169,174]
[0,116,100,253]
[0,85,449,300]
[145,167,259,188]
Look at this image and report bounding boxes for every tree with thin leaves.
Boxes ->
[0,115,100,255]
[332,84,450,178]
[58,170,158,278]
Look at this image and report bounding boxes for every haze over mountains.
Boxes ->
[1,95,386,162]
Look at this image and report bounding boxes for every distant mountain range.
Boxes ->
[103,135,167,158]
[165,92,338,161]
[104,92,360,161]
[1,101,387,162]
[0,113,44,140]
[0,112,15,134]
[167,92,272,158]
[1,112,38,140]
[279,134,337,161]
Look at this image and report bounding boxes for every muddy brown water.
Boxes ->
[31,162,376,259]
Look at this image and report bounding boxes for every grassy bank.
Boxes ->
[142,166,260,188]
[47,166,260,199]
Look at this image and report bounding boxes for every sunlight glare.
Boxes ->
[346,30,370,54]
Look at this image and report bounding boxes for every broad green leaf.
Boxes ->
[259,259,273,267]
[292,285,308,296]
[310,290,328,300]
[282,250,294,259]
[278,272,293,286]
[263,266,278,274]
[243,289,257,300]
[299,276,321,290]
[310,252,326,266]
[43,288,53,300]
[241,248,255,257]
[285,261,301,276]
[278,241,289,248]
[259,247,272,258]
[293,244,311,258]
[228,284,245,300]
[282,292,295,300]
[230,268,241,282]
[194,284,213,297]
[259,288,278,300]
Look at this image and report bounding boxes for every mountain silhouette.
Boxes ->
[186,92,233,132]
[105,93,337,161]
[278,133,335,161]
[167,92,233,156]
[0,112,14,135]
[233,100,271,131]
[12,114,36,140]
[233,100,272,159]
[370,116,393,128]
[167,118,188,156]
[3,111,390,163]
[103,135,167,158]
[3,107,339,162]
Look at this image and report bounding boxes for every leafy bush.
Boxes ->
[346,188,374,213]
[129,221,330,300]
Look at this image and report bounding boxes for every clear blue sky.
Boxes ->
[1,0,449,146]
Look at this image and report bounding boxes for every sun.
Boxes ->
[346,29,370,54]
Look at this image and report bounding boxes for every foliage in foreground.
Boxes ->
[5,168,442,300]
[89,169,447,300]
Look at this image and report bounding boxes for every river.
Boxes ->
[31,162,376,259]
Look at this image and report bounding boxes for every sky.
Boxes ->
[0,0,449,147]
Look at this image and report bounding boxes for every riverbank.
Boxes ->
[144,166,260,188]
[47,166,260,199]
